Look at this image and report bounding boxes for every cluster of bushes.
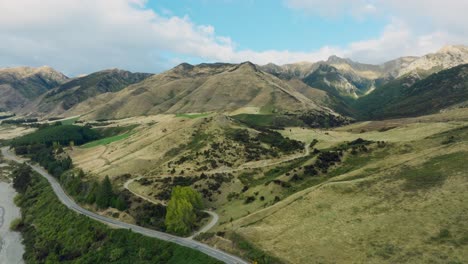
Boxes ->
[61,171,127,211]
[227,128,303,155]
[11,170,220,264]
[16,144,73,178]
[315,151,343,173]
[197,173,233,201]
[256,130,304,153]
[232,114,305,129]
[0,113,15,120]
[299,112,349,128]
[133,202,166,231]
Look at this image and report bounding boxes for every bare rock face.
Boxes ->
[397,45,468,77]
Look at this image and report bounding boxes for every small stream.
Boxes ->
[0,181,25,264]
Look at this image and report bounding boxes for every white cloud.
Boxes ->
[0,0,237,75]
[285,0,378,19]
[0,0,466,75]
[282,0,468,62]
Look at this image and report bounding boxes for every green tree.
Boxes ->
[96,176,113,209]
[165,198,194,235]
[13,164,32,193]
[165,186,203,236]
[113,195,128,211]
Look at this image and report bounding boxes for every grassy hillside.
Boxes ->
[12,170,221,264]
[223,116,468,263]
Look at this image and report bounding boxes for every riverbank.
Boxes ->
[0,181,24,264]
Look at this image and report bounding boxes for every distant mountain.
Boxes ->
[4,45,468,121]
[351,46,468,119]
[397,45,468,77]
[22,69,152,117]
[362,64,468,119]
[302,64,376,99]
[68,62,341,120]
[262,57,387,99]
[0,66,68,111]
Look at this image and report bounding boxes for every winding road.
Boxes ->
[123,176,219,239]
[122,142,311,239]
[1,147,247,264]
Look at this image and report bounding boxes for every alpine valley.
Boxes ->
[1,45,467,264]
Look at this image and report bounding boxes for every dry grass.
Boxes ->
[69,114,200,178]
[281,121,466,149]
[227,121,468,263]
[0,125,35,140]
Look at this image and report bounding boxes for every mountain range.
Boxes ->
[1,45,467,121]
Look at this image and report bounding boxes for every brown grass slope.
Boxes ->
[68,62,335,120]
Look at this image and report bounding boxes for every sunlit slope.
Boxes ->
[228,111,468,263]
[68,62,336,120]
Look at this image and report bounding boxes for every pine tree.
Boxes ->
[96,176,113,209]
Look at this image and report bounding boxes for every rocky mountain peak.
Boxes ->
[437,45,468,54]
[327,55,352,64]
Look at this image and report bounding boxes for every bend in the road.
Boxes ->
[1,147,247,264]
[124,177,219,239]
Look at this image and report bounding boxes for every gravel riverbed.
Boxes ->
[0,181,24,264]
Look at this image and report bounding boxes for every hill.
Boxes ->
[213,110,468,263]
[68,62,341,121]
[22,69,151,117]
[0,66,68,111]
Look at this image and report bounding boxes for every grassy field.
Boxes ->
[175,113,211,119]
[82,132,133,148]
[280,121,465,149]
[227,118,468,263]
[60,116,80,125]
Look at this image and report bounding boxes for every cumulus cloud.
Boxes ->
[0,0,466,75]
[0,0,236,75]
[283,0,468,62]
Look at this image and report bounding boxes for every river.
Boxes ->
[0,181,25,264]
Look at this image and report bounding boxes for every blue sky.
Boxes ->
[150,0,387,52]
[0,0,467,75]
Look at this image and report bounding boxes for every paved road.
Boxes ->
[1,147,248,264]
[123,177,219,239]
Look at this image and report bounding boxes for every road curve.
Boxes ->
[123,177,220,239]
[1,147,248,264]
[189,210,219,239]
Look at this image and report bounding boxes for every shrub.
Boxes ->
[10,218,23,231]
[244,196,256,204]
